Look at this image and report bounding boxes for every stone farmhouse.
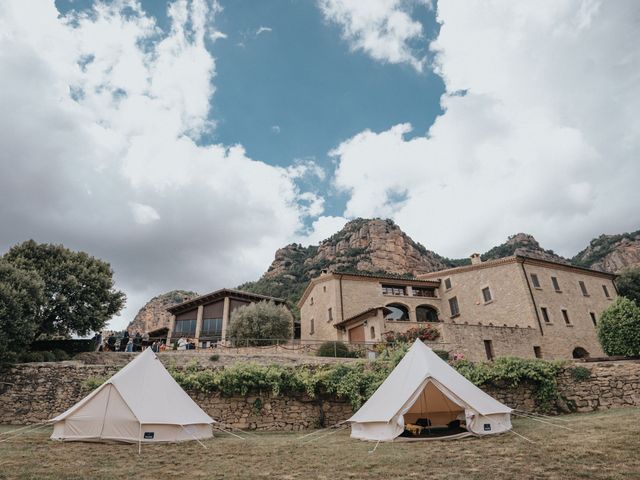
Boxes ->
[166,288,291,348]
[297,255,618,361]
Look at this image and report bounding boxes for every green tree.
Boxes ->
[597,297,640,356]
[227,301,293,346]
[0,260,44,360]
[615,267,640,304]
[2,240,125,337]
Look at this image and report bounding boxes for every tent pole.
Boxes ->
[138,423,142,455]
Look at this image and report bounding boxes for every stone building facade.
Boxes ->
[297,256,618,361]
[166,288,292,348]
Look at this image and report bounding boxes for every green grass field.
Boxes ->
[1,408,639,480]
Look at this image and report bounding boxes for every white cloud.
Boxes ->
[0,0,320,329]
[298,216,349,246]
[318,0,431,71]
[271,125,281,134]
[256,26,272,36]
[331,0,640,257]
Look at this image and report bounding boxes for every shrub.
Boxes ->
[453,357,564,409]
[83,376,109,391]
[433,349,449,361]
[19,351,45,363]
[316,341,356,358]
[227,301,293,347]
[615,267,640,304]
[569,366,591,381]
[52,349,69,361]
[382,325,440,344]
[597,297,640,356]
[209,354,220,362]
[41,351,56,362]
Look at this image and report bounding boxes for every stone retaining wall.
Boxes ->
[1,359,639,427]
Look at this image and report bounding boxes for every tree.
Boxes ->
[227,301,293,346]
[2,240,126,337]
[616,267,640,305]
[0,260,44,360]
[597,297,640,356]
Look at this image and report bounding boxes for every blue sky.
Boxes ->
[57,0,444,218]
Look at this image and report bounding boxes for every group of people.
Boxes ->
[100,331,167,353]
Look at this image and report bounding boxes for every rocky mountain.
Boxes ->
[481,233,569,264]
[572,230,640,273]
[127,290,199,334]
[240,218,456,314]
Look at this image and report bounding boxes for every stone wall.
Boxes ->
[1,359,639,427]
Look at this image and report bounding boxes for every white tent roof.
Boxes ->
[52,348,214,426]
[349,339,511,424]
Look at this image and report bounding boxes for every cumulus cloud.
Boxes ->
[0,0,320,328]
[318,0,431,71]
[297,216,349,246]
[331,0,640,258]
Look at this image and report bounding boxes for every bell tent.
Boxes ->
[50,347,215,444]
[348,339,512,441]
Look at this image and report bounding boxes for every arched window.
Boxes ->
[416,305,440,322]
[385,304,409,321]
[370,326,375,339]
[572,347,590,359]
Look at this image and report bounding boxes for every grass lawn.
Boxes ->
[1,408,639,480]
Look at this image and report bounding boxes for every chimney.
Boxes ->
[470,253,482,265]
[320,268,330,276]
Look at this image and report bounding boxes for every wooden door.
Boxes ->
[348,325,365,343]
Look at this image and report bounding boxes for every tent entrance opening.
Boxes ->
[401,382,467,438]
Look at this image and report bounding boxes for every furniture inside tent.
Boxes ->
[348,339,512,441]
[50,348,215,444]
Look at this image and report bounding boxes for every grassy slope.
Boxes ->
[1,408,639,479]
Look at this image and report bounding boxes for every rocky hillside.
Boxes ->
[127,290,199,334]
[481,233,569,264]
[572,230,640,273]
[240,219,457,314]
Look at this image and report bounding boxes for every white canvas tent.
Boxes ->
[348,339,512,441]
[50,348,215,444]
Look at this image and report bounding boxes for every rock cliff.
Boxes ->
[481,233,569,264]
[572,230,640,273]
[126,290,199,334]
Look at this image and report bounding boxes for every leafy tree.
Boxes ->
[0,260,44,361]
[597,297,640,356]
[227,301,293,346]
[615,267,640,305]
[2,240,125,337]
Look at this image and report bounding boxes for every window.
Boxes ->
[174,319,196,335]
[484,340,494,361]
[413,287,436,297]
[590,312,597,326]
[444,278,452,290]
[561,309,571,325]
[530,273,541,288]
[310,318,315,335]
[416,305,439,322]
[310,297,314,306]
[533,346,542,359]
[327,307,333,322]
[202,318,222,337]
[370,326,375,339]
[541,307,551,323]
[448,297,460,317]
[381,284,406,296]
[482,287,492,303]
[384,304,410,321]
[579,281,589,296]
[602,284,611,298]
[551,276,561,292]
[323,285,326,293]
